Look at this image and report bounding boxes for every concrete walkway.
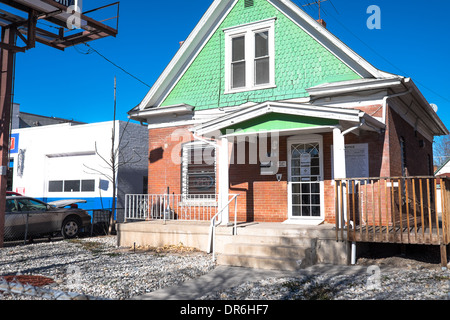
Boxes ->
[132,264,370,300]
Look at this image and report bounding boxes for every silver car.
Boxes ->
[4,196,92,240]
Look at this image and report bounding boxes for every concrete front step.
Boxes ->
[234,223,336,238]
[217,253,309,271]
[216,239,318,271]
[224,242,308,257]
[117,221,349,267]
[214,224,340,270]
[229,234,314,247]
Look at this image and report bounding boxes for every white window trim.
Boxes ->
[181,141,217,201]
[224,18,276,95]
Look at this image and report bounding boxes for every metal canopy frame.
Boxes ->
[0,0,119,51]
[0,0,119,247]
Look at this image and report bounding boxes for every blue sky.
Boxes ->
[11,0,450,133]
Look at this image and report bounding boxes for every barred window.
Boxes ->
[181,142,216,196]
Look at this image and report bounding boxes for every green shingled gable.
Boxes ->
[160,0,361,110]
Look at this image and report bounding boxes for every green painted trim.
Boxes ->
[221,113,339,134]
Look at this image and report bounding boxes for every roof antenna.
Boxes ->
[302,0,334,27]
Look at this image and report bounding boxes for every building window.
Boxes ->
[400,136,407,176]
[254,31,270,85]
[64,180,81,192]
[224,18,275,94]
[49,179,96,193]
[181,142,216,197]
[81,180,96,192]
[49,181,64,192]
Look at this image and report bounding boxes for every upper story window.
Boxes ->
[224,18,276,94]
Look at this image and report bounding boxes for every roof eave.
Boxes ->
[128,104,195,122]
[193,101,382,136]
[136,0,236,111]
[402,78,449,136]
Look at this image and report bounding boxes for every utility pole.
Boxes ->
[0,27,16,248]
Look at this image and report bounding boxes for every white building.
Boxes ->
[9,120,148,223]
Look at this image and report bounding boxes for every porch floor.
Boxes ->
[350,224,444,245]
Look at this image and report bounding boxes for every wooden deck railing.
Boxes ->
[335,176,450,248]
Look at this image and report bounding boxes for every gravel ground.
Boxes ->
[199,265,450,300]
[0,236,215,300]
[1,236,450,300]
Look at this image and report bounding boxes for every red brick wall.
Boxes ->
[229,136,288,223]
[387,106,433,177]
[146,104,434,225]
[148,126,193,195]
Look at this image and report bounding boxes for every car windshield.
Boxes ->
[16,199,47,211]
[6,199,18,212]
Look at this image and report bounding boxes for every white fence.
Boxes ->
[125,194,218,222]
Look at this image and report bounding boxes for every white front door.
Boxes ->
[287,135,324,224]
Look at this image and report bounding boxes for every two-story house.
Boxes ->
[128,0,448,229]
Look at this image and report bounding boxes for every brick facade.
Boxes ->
[148,126,193,195]
[147,104,434,225]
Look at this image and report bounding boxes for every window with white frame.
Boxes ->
[181,142,216,197]
[49,179,96,193]
[224,18,276,93]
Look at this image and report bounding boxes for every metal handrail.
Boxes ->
[124,194,218,222]
[208,194,239,261]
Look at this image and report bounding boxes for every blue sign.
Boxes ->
[10,133,19,154]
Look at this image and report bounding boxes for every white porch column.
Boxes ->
[333,127,346,180]
[333,127,356,265]
[218,136,230,225]
[333,127,347,230]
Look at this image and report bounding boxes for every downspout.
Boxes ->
[342,118,366,136]
[340,118,365,265]
[382,88,413,124]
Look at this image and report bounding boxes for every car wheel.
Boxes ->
[62,217,81,239]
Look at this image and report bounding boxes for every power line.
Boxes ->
[327,0,339,15]
[81,43,151,88]
[319,8,450,104]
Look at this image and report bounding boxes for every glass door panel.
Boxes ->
[290,142,321,218]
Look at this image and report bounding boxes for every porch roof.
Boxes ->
[192,101,385,137]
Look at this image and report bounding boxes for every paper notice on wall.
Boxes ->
[344,144,369,178]
[331,143,369,179]
[300,153,311,176]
